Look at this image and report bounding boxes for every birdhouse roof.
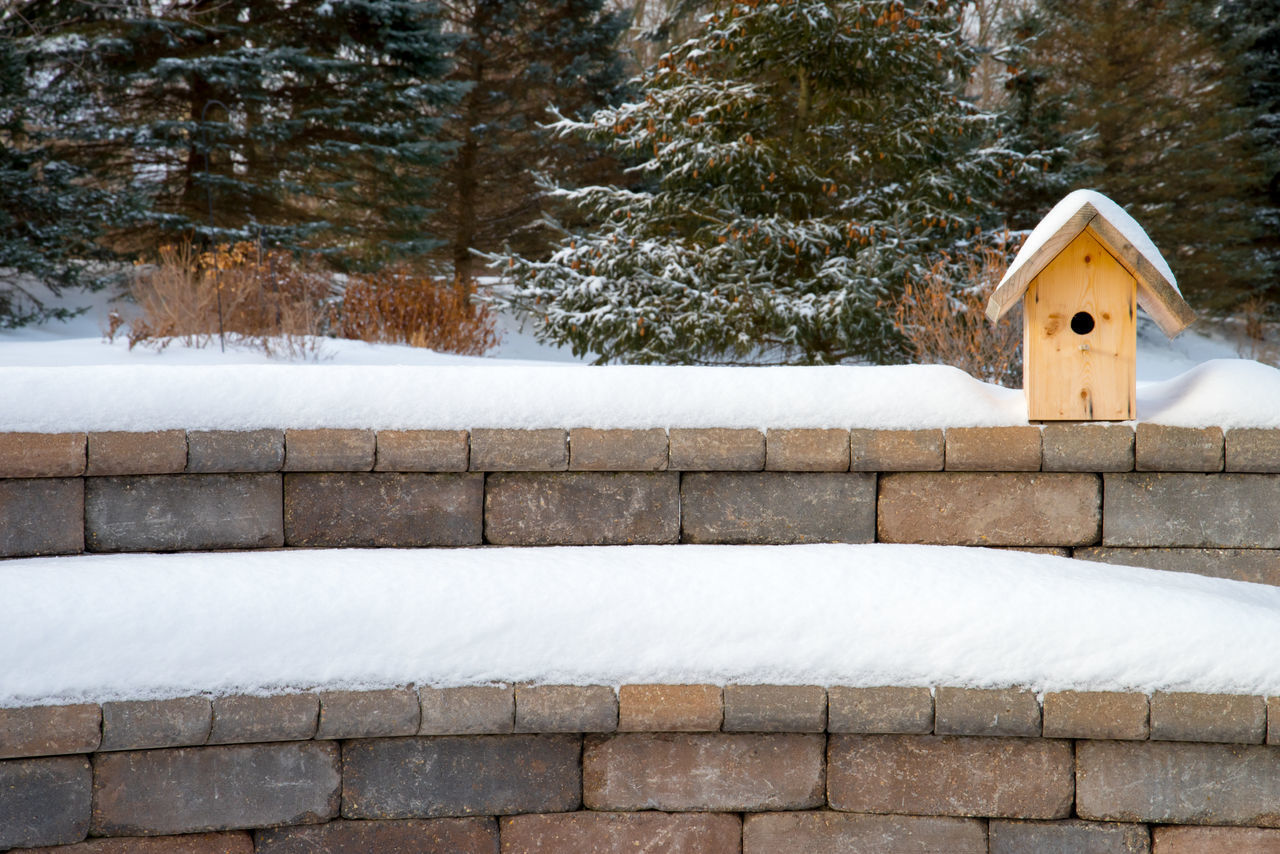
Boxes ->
[985,190,1195,338]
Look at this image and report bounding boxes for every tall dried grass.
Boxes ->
[330,268,500,356]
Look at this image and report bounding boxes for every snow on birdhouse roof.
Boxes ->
[986,190,1195,338]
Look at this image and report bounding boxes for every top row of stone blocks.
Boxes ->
[1,424,1276,477]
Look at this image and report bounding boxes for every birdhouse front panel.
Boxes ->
[1024,229,1136,421]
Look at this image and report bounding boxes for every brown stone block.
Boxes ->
[682,471,876,544]
[744,812,987,854]
[316,688,420,739]
[1227,429,1280,473]
[100,697,211,751]
[0,477,83,557]
[1150,692,1266,744]
[850,429,944,472]
[186,430,283,473]
[1154,826,1280,853]
[1104,473,1280,547]
[0,755,92,849]
[503,812,740,854]
[208,694,318,744]
[376,429,469,472]
[569,428,668,471]
[470,428,567,471]
[91,742,340,836]
[946,426,1042,471]
[21,832,254,853]
[0,432,85,477]
[827,686,934,734]
[1271,697,1280,745]
[0,704,100,759]
[1077,739,1280,825]
[1136,424,1224,472]
[723,685,826,732]
[583,732,825,811]
[283,428,375,472]
[1042,423,1135,472]
[618,684,722,732]
[934,686,1041,737]
[668,428,765,471]
[1073,547,1280,587]
[990,820,1151,854]
[1042,691,1149,740]
[87,430,187,475]
[766,429,851,471]
[256,817,497,854]
[515,685,617,733]
[878,472,1100,546]
[420,686,514,735]
[828,734,1074,819]
[485,472,679,545]
[341,735,581,819]
[284,472,482,547]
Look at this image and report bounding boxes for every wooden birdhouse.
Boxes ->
[986,190,1195,421]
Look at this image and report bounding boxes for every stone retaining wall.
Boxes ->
[4,685,1280,852]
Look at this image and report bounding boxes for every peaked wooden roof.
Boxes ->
[986,191,1195,338]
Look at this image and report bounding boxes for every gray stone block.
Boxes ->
[341,735,581,819]
[1149,692,1266,744]
[507,812,740,854]
[569,428,668,471]
[723,685,826,732]
[1136,424,1224,472]
[0,432,85,477]
[934,687,1041,737]
[283,428,375,472]
[1227,428,1280,473]
[85,474,282,552]
[515,685,617,733]
[87,430,187,476]
[1042,424,1134,472]
[668,428,765,471]
[100,697,212,751]
[420,686,514,735]
[256,817,498,854]
[18,832,255,852]
[744,812,987,854]
[989,819,1150,854]
[681,472,875,544]
[0,704,100,759]
[187,430,284,473]
[765,429,850,471]
[485,472,680,545]
[1103,473,1280,547]
[317,688,421,740]
[1073,547,1280,587]
[827,686,934,734]
[0,477,83,557]
[470,429,567,471]
[284,472,482,547]
[0,756,91,849]
[850,429,944,471]
[376,430,470,472]
[209,694,318,744]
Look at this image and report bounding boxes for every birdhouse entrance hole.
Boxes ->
[1070,312,1095,335]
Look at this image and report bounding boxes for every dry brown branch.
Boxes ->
[331,267,500,356]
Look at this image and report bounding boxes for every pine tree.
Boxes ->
[492,0,1057,364]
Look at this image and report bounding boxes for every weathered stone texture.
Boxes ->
[419,686,514,735]
[1149,692,1266,744]
[376,430,469,472]
[569,428,668,471]
[208,694,318,745]
[515,685,617,733]
[283,429,375,472]
[341,735,581,819]
[934,687,1041,737]
[878,472,1100,546]
[945,426,1042,471]
[0,704,100,759]
[1227,428,1280,473]
[827,686,934,734]
[484,472,679,545]
[0,477,83,557]
[91,743,340,836]
[681,472,875,544]
[1136,424,1224,472]
[1077,740,1280,826]
[618,685,722,732]
[1073,547,1280,587]
[583,732,825,812]
[284,472,482,547]
[187,430,283,473]
[743,812,987,854]
[255,817,497,854]
[0,756,92,849]
[1153,826,1280,853]
[1103,473,1280,547]
[828,734,1074,819]
[1271,697,1280,745]
[0,432,85,477]
[723,685,826,732]
[85,474,282,552]
[87,430,187,476]
[316,689,420,740]
[20,832,254,853]
[503,812,741,854]
[668,428,765,471]
[989,820,1151,854]
[470,428,567,471]
[1042,691,1149,741]
[850,429,943,472]
[766,429,851,471]
[1042,424,1135,472]
[100,697,212,751]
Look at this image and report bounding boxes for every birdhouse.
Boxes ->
[986,190,1195,421]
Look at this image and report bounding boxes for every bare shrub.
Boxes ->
[1236,294,1278,366]
[331,267,500,355]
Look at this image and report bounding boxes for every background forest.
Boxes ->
[1,0,1276,366]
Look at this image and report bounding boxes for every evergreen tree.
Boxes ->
[493,0,1057,364]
